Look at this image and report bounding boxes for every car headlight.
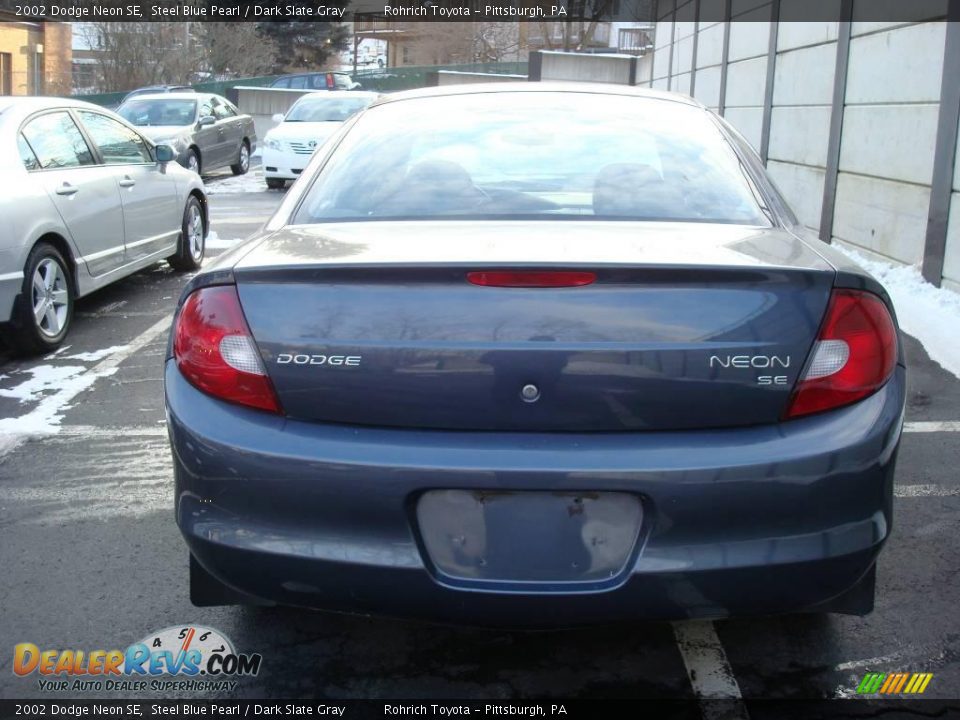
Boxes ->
[264,136,282,151]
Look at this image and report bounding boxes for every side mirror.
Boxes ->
[272,113,285,123]
[155,144,177,164]
[197,115,216,127]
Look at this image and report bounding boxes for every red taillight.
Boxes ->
[467,271,596,288]
[173,286,281,414]
[784,289,897,419]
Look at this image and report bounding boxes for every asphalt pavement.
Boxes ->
[1,162,959,708]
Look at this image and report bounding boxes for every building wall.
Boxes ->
[648,9,960,291]
[0,22,40,95]
[0,20,72,96]
[41,22,71,95]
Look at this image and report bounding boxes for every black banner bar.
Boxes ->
[2,700,960,720]
[0,0,954,23]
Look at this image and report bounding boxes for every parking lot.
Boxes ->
[1,161,959,708]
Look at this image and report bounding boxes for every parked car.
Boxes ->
[116,92,256,176]
[261,91,379,189]
[270,72,362,91]
[166,85,904,626]
[121,85,195,104]
[0,97,207,355]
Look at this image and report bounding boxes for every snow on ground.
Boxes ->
[0,364,87,402]
[838,246,960,380]
[202,169,267,195]
[205,231,245,250]
[0,362,119,453]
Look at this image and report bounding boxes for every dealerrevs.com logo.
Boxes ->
[13,625,262,693]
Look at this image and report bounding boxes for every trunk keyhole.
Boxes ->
[521,384,541,403]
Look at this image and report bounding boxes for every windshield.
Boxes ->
[117,99,197,127]
[293,93,770,225]
[285,97,374,123]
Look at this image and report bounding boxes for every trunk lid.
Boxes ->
[234,221,835,431]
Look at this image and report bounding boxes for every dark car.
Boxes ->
[116,92,257,176]
[165,84,905,627]
[270,72,362,91]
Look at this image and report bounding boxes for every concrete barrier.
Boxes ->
[538,51,642,85]
[235,86,314,143]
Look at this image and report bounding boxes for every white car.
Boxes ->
[261,91,379,189]
[0,97,207,355]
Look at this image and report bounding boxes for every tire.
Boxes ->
[7,242,74,356]
[230,140,250,176]
[266,178,285,190]
[168,196,205,272]
[185,149,201,175]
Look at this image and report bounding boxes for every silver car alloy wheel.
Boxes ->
[32,258,69,338]
[188,153,200,174]
[187,203,204,261]
[239,144,249,172]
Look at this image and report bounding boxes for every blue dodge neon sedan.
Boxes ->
[165,85,905,626]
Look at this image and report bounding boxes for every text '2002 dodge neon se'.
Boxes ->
[165,85,904,627]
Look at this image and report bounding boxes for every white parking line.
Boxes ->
[673,621,750,720]
[895,484,960,497]
[835,650,914,672]
[903,421,960,433]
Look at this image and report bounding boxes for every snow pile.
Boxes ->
[838,247,960,380]
[203,170,267,195]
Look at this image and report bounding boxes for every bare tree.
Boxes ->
[471,23,522,62]
[80,23,202,92]
[198,23,278,79]
[534,0,644,51]
[405,23,475,65]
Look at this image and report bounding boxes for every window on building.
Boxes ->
[30,49,45,95]
[0,53,12,96]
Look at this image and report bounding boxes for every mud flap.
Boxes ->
[824,565,876,616]
[190,554,274,608]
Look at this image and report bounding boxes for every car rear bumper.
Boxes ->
[262,148,310,180]
[166,362,905,626]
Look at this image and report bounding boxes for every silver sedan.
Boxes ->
[0,97,207,355]
[116,93,257,177]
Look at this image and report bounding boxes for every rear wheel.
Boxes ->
[266,178,285,190]
[168,196,205,272]
[231,140,250,176]
[7,242,74,355]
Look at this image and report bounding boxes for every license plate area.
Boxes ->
[415,490,643,587]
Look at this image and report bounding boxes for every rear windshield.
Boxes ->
[293,92,770,225]
[117,99,197,127]
[286,97,373,123]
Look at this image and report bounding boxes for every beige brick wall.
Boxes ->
[0,21,71,96]
[42,22,72,95]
